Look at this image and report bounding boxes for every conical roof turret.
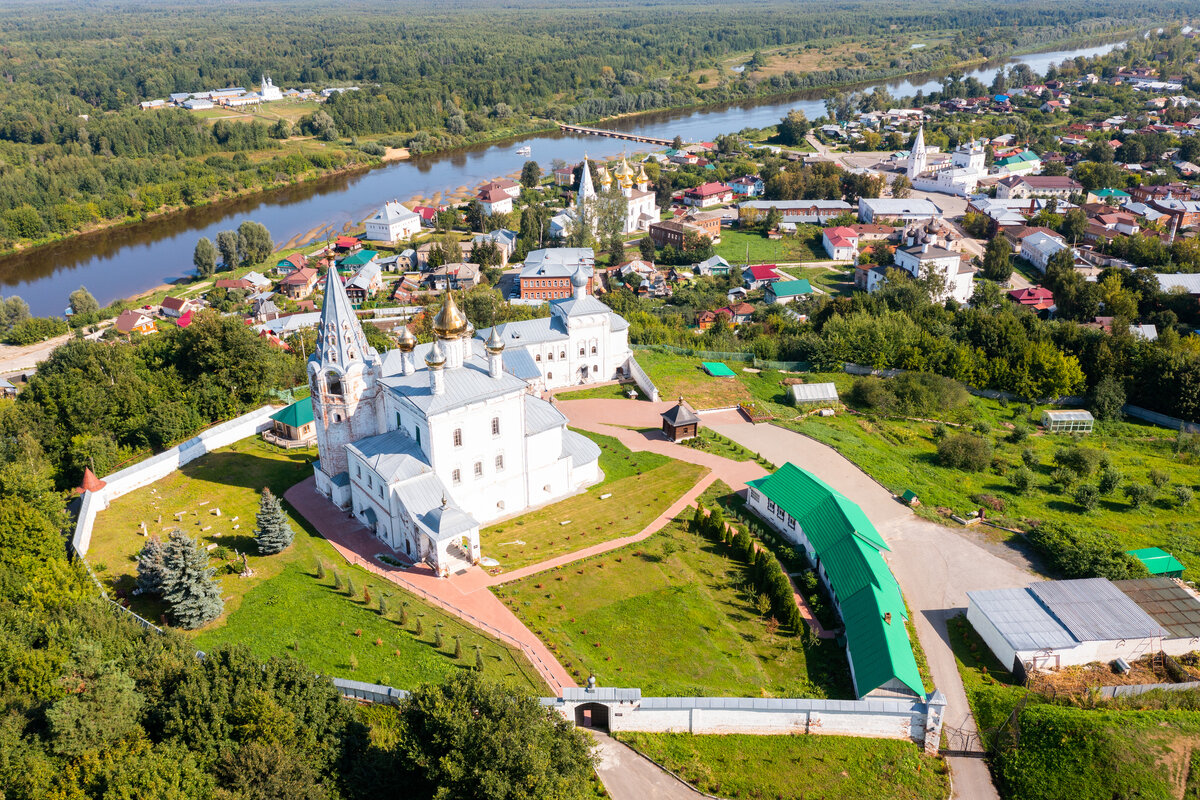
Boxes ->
[396,324,416,352]
[577,154,597,208]
[485,325,505,353]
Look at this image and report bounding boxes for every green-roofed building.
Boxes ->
[1127,547,1185,578]
[338,249,379,270]
[746,462,926,698]
[701,361,736,377]
[267,397,316,447]
[766,279,813,305]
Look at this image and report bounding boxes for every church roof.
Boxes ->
[525,395,567,435]
[551,294,617,320]
[345,430,431,483]
[421,498,477,541]
[577,155,596,207]
[562,429,602,466]
[661,400,701,427]
[313,267,377,370]
[477,317,570,347]
[380,344,527,415]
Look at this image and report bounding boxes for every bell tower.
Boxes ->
[310,268,383,482]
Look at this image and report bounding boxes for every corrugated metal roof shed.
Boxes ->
[1114,578,1200,639]
[1030,578,1163,641]
[967,587,1077,652]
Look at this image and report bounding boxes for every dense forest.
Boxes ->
[0,0,1177,247]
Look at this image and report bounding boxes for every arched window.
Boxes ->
[547,352,554,361]
[591,345,598,354]
[535,354,541,362]
[453,428,463,447]
[547,372,553,380]
[326,371,343,396]
[560,351,566,359]
[579,347,585,356]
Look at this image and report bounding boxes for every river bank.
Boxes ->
[0,33,1145,316]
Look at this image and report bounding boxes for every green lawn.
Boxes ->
[616,732,949,800]
[554,383,646,401]
[677,428,762,463]
[634,349,754,410]
[714,229,827,264]
[90,438,544,691]
[481,432,707,573]
[783,264,857,296]
[781,390,1200,574]
[493,518,852,696]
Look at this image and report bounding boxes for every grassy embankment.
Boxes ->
[88,437,544,691]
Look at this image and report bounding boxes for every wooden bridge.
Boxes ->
[557,123,674,147]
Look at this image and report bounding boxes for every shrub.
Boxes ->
[1008,423,1030,444]
[1149,469,1170,489]
[1074,484,1099,511]
[1174,485,1194,507]
[1054,446,1100,478]
[1021,448,1038,468]
[1010,467,1034,493]
[1026,523,1149,580]
[937,433,992,472]
[1098,467,1122,495]
[1050,466,1078,491]
[972,421,991,435]
[1124,482,1155,509]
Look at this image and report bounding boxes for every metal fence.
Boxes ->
[632,344,808,372]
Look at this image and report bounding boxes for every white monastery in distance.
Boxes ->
[551,154,660,238]
[309,264,632,575]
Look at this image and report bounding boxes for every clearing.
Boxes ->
[479,431,707,572]
[493,518,851,697]
[714,229,827,265]
[617,731,949,800]
[633,348,754,410]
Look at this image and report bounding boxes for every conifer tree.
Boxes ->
[135,535,169,595]
[253,488,295,555]
[161,530,224,629]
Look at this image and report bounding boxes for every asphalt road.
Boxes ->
[589,730,706,800]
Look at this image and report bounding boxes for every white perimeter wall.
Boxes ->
[71,406,278,555]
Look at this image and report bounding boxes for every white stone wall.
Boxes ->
[71,406,278,555]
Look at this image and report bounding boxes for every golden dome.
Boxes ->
[432,292,468,339]
[396,324,416,352]
[636,163,649,183]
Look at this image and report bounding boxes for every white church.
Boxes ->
[551,154,659,239]
[308,267,632,575]
[906,127,988,197]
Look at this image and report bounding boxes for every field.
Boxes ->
[714,229,827,265]
[617,732,950,800]
[89,438,544,690]
[193,99,325,125]
[493,518,852,697]
[479,431,708,572]
[632,348,754,409]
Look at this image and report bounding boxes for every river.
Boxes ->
[9,40,1124,316]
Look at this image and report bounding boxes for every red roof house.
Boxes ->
[1007,286,1055,310]
[745,264,783,288]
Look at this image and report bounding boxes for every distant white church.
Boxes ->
[309,267,631,575]
[259,75,283,102]
[551,154,659,238]
[906,127,988,197]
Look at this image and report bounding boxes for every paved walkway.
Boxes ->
[708,421,1041,800]
[589,731,706,800]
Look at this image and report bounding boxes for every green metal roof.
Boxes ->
[1128,547,1185,575]
[1094,188,1130,198]
[701,361,737,377]
[840,584,926,698]
[748,462,924,698]
[770,279,813,297]
[270,397,313,428]
[339,250,379,268]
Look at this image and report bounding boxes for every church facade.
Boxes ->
[551,154,660,239]
[907,127,988,197]
[309,269,610,576]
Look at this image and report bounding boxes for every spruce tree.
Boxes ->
[254,488,295,555]
[161,530,224,629]
[135,535,169,595]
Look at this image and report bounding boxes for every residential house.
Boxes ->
[744,264,783,290]
[365,201,422,243]
[1007,286,1055,311]
[477,178,521,200]
[994,150,1042,175]
[682,210,724,243]
[738,199,854,225]
[423,262,481,291]
[1021,231,1069,272]
[345,262,384,306]
[114,309,157,335]
[718,302,755,325]
[553,166,576,186]
[519,248,594,300]
[214,278,254,292]
[1151,197,1200,228]
[477,187,514,216]
[849,224,895,241]
[160,296,197,318]
[766,279,813,305]
[995,175,1083,199]
[275,253,308,275]
[338,249,379,275]
[333,236,361,253]
[253,297,281,323]
[278,267,320,299]
[696,255,732,276]
[648,219,709,249]
[682,182,734,208]
[728,176,765,197]
[471,229,519,268]
[822,226,860,260]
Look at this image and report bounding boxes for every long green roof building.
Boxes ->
[746,462,926,699]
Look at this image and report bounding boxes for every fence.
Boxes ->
[632,344,809,372]
[1122,404,1200,433]
[71,405,278,556]
[624,354,659,402]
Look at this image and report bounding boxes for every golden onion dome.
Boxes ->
[432,292,468,339]
[636,163,649,182]
[396,324,416,352]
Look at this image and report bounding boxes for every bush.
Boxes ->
[1026,523,1149,580]
[1050,466,1078,490]
[1054,446,1101,478]
[1010,467,1034,493]
[1008,423,1030,444]
[937,433,992,472]
[1174,485,1194,507]
[1098,467,1122,495]
[1149,469,1170,489]
[1073,484,1099,511]
[1124,482,1155,509]
[849,372,969,417]
[972,421,991,435]
[1021,448,1038,468]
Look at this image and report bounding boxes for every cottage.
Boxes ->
[266,397,317,447]
[660,398,701,442]
[766,279,813,304]
[1007,286,1055,311]
[345,263,384,305]
[682,182,734,208]
[648,219,709,249]
[424,262,482,291]
[278,267,320,299]
[114,309,157,335]
[822,226,860,260]
[744,264,783,290]
[477,187,514,216]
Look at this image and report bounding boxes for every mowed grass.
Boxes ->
[783,264,857,296]
[554,383,646,401]
[480,432,707,572]
[494,519,852,697]
[714,229,827,265]
[90,438,543,691]
[634,349,754,409]
[616,732,949,800]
